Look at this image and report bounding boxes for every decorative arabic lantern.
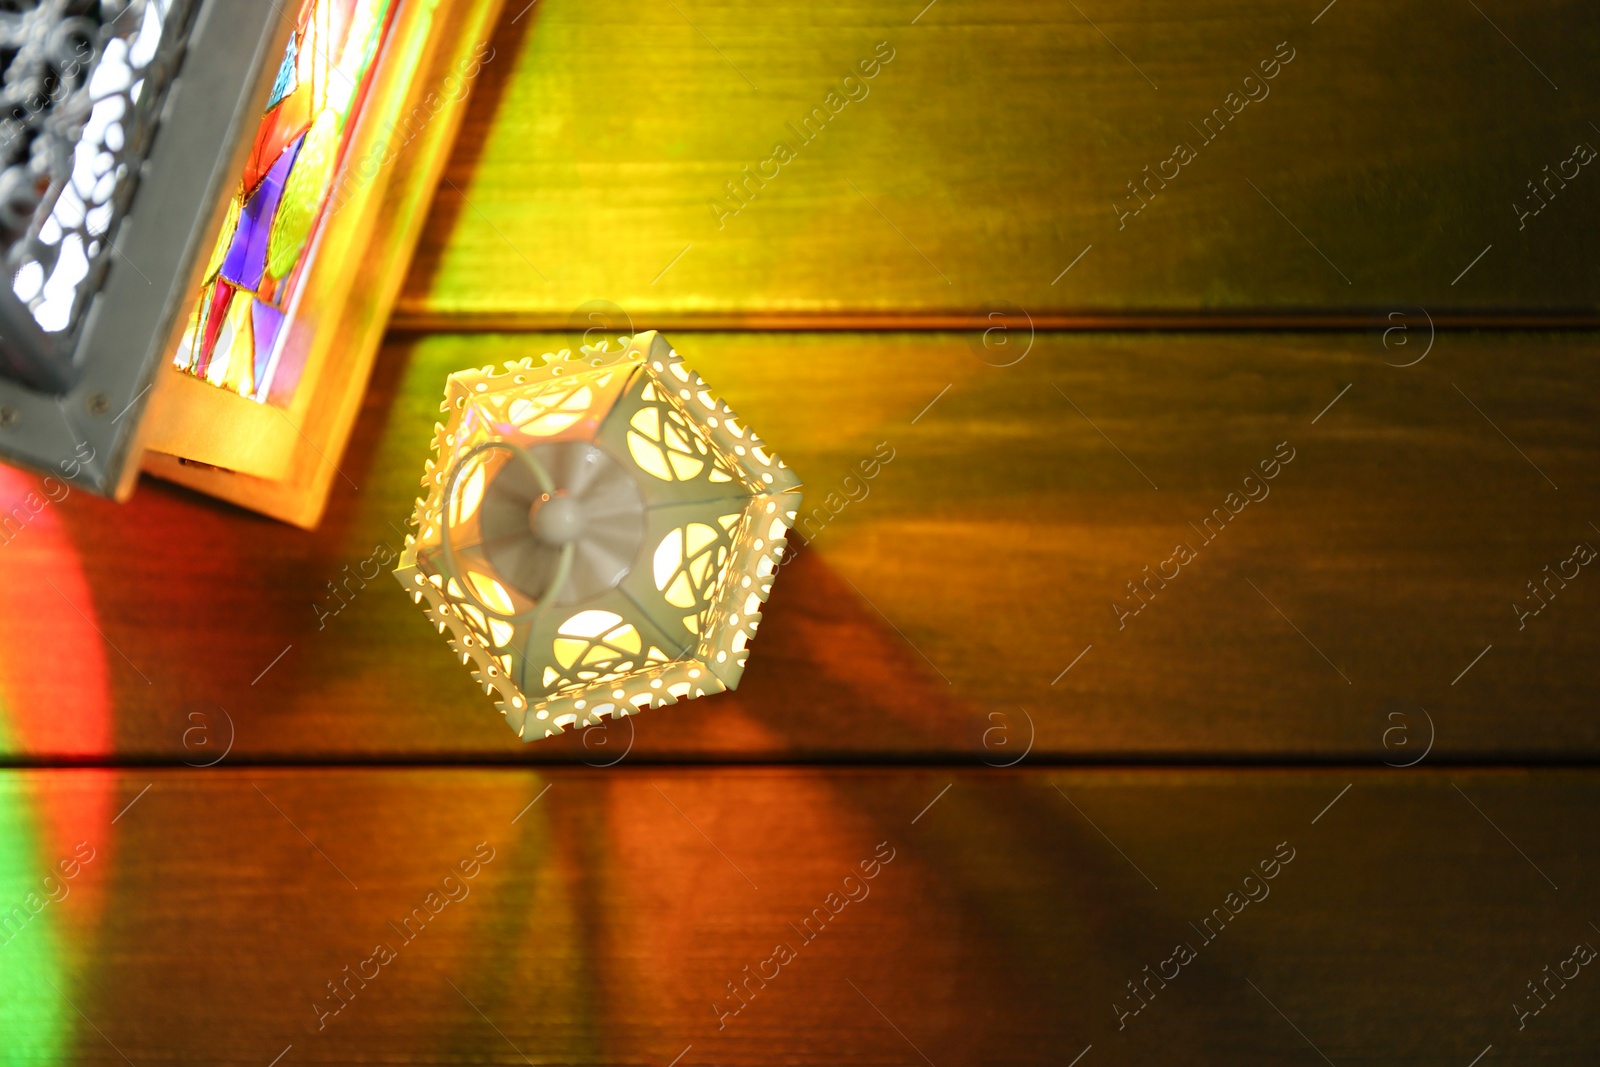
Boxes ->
[393,332,802,740]
[0,0,503,526]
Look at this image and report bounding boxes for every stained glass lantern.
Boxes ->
[393,332,803,741]
[0,0,503,525]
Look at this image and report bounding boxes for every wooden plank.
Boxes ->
[1,330,1595,761]
[396,0,1600,323]
[0,767,1595,1063]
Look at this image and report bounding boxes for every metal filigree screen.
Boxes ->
[0,0,192,391]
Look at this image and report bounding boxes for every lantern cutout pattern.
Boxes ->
[393,331,802,740]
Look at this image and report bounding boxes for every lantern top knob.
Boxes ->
[530,494,584,545]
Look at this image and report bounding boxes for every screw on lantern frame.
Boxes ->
[436,440,578,627]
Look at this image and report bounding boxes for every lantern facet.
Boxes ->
[394,331,802,741]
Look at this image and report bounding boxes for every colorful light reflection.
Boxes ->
[0,466,113,1061]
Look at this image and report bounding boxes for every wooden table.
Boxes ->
[2,1,1598,1062]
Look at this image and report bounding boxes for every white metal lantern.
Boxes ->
[393,331,802,741]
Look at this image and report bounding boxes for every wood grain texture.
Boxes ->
[0,767,1594,1064]
[396,0,1600,323]
[2,330,1596,761]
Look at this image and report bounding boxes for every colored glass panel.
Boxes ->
[172,0,395,402]
[267,34,299,110]
[219,135,302,292]
[203,197,241,284]
[251,300,286,394]
[196,280,234,377]
[205,283,257,394]
[242,81,313,196]
[266,112,337,287]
